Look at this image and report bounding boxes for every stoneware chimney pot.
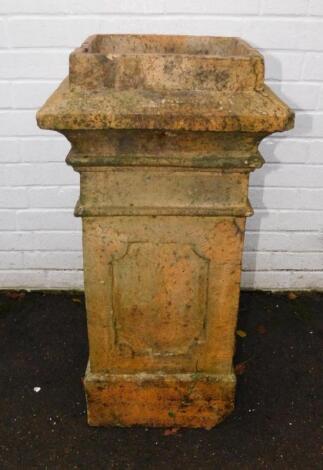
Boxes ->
[37,34,294,429]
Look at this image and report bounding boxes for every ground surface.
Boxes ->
[0,291,322,469]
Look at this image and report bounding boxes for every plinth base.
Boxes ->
[84,364,236,429]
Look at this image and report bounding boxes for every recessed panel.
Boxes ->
[112,242,209,356]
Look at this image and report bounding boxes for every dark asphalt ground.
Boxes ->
[0,290,322,469]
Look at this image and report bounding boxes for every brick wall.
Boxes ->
[0,0,322,290]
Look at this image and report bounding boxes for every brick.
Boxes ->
[250,164,323,188]
[264,52,304,82]
[165,0,259,14]
[0,0,66,14]
[309,0,323,16]
[46,270,84,289]
[249,188,323,210]
[0,0,165,14]
[246,210,323,231]
[0,18,7,48]
[32,231,82,251]
[0,210,16,230]
[28,187,78,208]
[0,139,20,162]
[0,251,23,269]
[290,271,323,289]
[0,111,50,137]
[0,51,69,80]
[259,138,310,164]
[308,140,323,163]
[0,232,33,251]
[244,231,323,252]
[241,271,292,289]
[8,17,99,48]
[287,112,323,138]
[243,270,323,293]
[19,138,70,162]
[24,251,82,269]
[12,81,59,109]
[303,53,323,80]
[261,0,308,15]
[318,87,323,110]
[0,270,46,289]
[0,82,13,109]
[243,271,323,291]
[8,18,74,48]
[244,19,323,51]
[243,19,299,50]
[72,0,165,14]
[299,21,323,52]
[268,82,321,111]
[243,251,323,271]
[0,188,28,208]
[16,210,81,230]
[0,163,78,186]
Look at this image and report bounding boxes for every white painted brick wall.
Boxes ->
[0,1,322,290]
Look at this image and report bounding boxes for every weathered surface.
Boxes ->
[37,34,294,428]
[37,79,293,133]
[84,369,236,429]
[70,35,265,93]
[37,35,293,133]
[82,216,244,375]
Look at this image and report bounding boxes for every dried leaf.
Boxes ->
[6,291,25,300]
[256,324,267,335]
[236,329,247,338]
[163,427,179,436]
[235,362,247,375]
[288,292,298,301]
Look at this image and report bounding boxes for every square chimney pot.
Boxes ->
[37,34,293,429]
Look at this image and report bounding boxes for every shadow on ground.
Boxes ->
[0,290,322,469]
